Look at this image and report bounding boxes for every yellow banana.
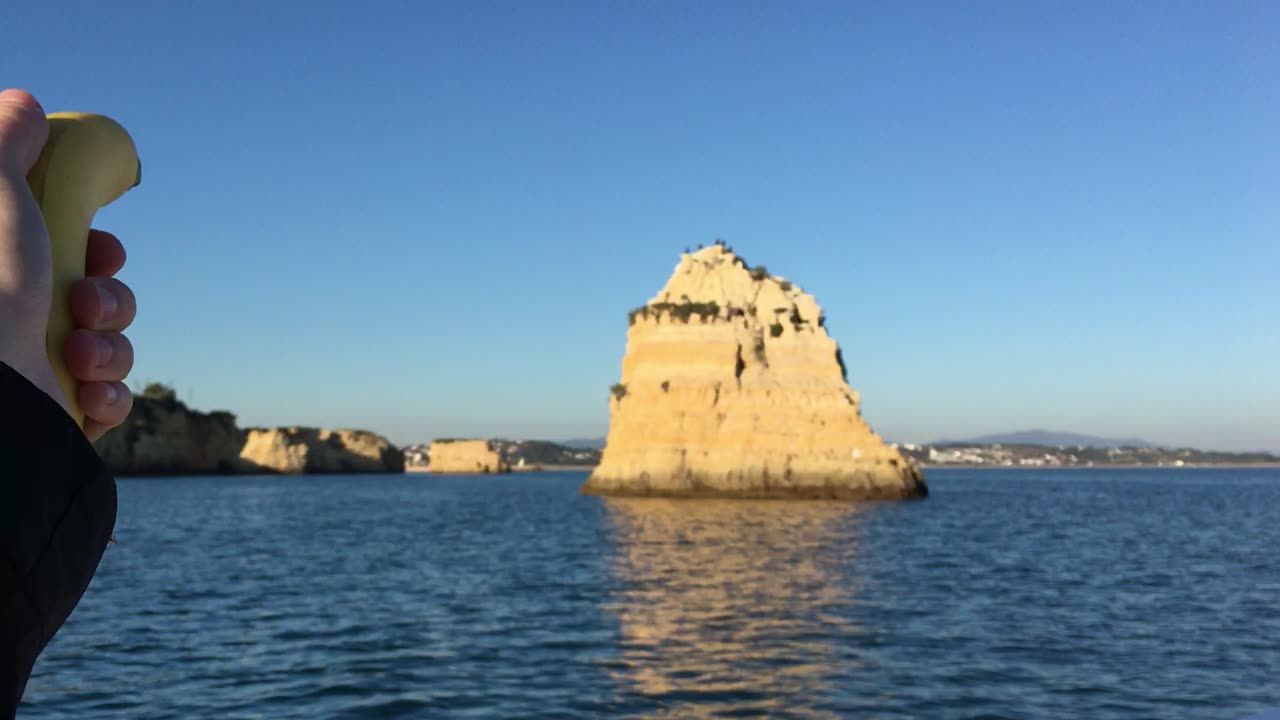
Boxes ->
[26,112,140,428]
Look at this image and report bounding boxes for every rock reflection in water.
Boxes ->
[603,498,864,719]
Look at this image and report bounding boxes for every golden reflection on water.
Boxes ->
[603,499,865,719]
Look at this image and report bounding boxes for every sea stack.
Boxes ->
[581,245,926,500]
[425,439,511,474]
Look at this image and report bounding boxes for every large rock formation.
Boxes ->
[94,390,403,475]
[581,245,926,500]
[239,427,405,474]
[425,439,510,474]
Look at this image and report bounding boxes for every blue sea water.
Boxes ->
[20,468,1280,719]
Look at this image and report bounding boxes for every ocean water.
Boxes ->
[21,468,1280,719]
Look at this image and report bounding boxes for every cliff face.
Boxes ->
[582,245,926,500]
[94,396,243,475]
[426,440,510,474]
[94,396,403,475]
[240,427,405,474]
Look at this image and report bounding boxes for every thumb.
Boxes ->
[0,89,49,176]
[0,88,60,406]
[0,86,52,313]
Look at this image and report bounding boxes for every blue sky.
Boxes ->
[9,1,1278,450]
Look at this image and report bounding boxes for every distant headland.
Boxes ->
[901,442,1280,468]
[96,383,403,476]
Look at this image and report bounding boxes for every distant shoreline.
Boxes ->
[403,463,1280,475]
[921,463,1280,470]
[404,464,595,474]
[109,463,1280,480]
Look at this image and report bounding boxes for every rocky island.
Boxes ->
[423,439,511,474]
[95,384,403,475]
[582,244,927,500]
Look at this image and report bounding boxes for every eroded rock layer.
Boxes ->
[582,245,926,500]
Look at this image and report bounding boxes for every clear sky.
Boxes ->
[9,1,1278,451]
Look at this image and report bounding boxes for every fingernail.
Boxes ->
[96,284,118,321]
[93,335,114,367]
[102,383,119,404]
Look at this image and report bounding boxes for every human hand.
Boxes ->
[0,88,135,442]
[66,229,136,441]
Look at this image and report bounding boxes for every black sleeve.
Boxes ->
[0,362,117,718]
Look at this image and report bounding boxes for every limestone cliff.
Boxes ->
[95,393,403,475]
[95,395,244,475]
[425,439,510,474]
[581,244,926,500]
[239,427,405,474]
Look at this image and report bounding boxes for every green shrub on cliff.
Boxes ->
[630,301,721,324]
[140,382,178,402]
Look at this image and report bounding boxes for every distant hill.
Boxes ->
[560,437,607,450]
[935,430,1158,448]
[900,442,1279,468]
[490,440,600,467]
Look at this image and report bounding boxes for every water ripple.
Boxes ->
[20,468,1280,719]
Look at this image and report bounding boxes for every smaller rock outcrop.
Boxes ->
[425,439,510,474]
[239,428,405,474]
